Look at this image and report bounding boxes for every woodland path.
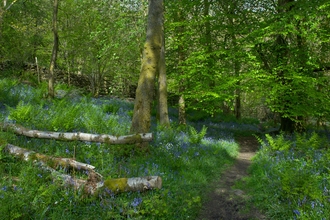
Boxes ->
[198,136,266,220]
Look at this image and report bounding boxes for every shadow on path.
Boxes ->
[198,136,266,220]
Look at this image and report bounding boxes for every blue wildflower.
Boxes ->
[131,197,142,207]
[293,209,300,216]
[311,201,315,209]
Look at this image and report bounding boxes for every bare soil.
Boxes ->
[198,136,266,220]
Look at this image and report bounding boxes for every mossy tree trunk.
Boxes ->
[131,0,163,138]
[157,10,170,127]
[48,0,59,98]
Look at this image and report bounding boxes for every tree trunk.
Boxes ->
[1,123,153,144]
[157,12,170,127]
[131,0,163,137]
[176,1,186,126]
[227,2,241,120]
[279,116,295,133]
[234,88,241,120]
[203,0,215,88]
[178,93,186,125]
[48,0,59,98]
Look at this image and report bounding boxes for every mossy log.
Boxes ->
[3,144,162,195]
[102,176,162,193]
[1,123,152,144]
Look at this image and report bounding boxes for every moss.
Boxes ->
[104,177,128,193]
[123,134,143,144]
[103,136,111,144]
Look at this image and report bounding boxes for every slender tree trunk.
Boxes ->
[157,17,170,127]
[234,86,241,119]
[176,2,186,125]
[48,0,59,98]
[131,0,163,139]
[178,42,186,125]
[226,2,241,119]
[232,38,241,120]
[203,0,214,88]
[0,2,3,31]
[35,57,40,84]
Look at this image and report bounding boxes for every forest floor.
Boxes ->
[198,136,266,220]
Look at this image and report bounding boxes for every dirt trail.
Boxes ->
[198,136,266,220]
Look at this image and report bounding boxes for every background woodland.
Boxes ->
[1,0,329,132]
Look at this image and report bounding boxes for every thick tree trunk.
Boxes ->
[48,0,59,98]
[1,123,153,144]
[4,144,162,195]
[131,0,163,138]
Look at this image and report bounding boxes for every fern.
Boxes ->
[188,125,207,144]
[8,101,33,123]
[265,134,291,152]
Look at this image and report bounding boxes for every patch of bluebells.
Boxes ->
[10,85,36,103]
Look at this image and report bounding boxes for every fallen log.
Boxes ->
[3,144,162,195]
[102,176,163,194]
[5,143,96,172]
[1,123,153,144]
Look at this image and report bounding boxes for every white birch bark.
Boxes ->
[1,123,152,144]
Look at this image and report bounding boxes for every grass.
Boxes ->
[0,78,239,219]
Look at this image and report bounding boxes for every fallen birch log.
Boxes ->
[102,176,163,194]
[1,123,152,144]
[3,144,162,195]
[5,143,96,172]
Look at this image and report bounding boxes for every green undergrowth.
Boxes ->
[0,78,239,219]
[245,132,330,219]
